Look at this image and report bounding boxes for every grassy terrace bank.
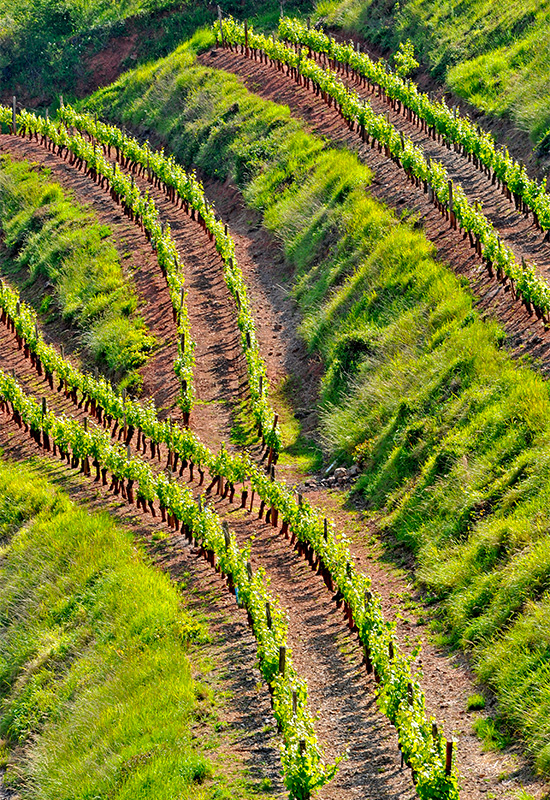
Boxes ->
[0,155,154,391]
[314,0,550,149]
[0,455,268,799]
[85,31,550,771]
[0,0,312,102]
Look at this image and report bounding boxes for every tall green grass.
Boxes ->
[86,37,550,769]
[314,0,550,145]
[0,155,154,391]
[0,455,269,799]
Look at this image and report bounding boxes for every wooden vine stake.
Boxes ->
[448,179,456,229]
[217,5,223,44]
[12,96,16,134]
[445,740,453,775]
[223,521,230,550]
[278,645,286,676]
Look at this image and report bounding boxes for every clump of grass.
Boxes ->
[0,155,154,391]
[472,717,512,752]
[467,693,486,711]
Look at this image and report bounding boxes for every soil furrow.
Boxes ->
[114,165,249,447]
[207,492,418,800]
[200,49,550,376]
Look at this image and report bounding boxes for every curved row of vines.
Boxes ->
[216,17,550,320]
[278,17,550,236]
[0,106,197,418]
[57,104,281,453]
[0,277,458,799]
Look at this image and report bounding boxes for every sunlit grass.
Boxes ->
[0,455,274,799]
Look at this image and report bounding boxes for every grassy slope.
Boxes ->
[0,454,266,799]
[0,0,182,97]
[0,0,313,104]
[85,32,550,770]
[314,0,550,147]
[0,154,155,391]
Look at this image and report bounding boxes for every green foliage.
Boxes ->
[314,0,550,143]
[467,694,486,711]
[0,155,153,389]
[0,0,186,98]
[0,457,237,798]
[83,35,550,773]
[393,39,419,78]
[472,717,512,752]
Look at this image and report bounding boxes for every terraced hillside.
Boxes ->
[2,6,550,800]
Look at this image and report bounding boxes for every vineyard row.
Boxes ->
[216,17,550,319]
[0,278,458,800]
[279,17,550,236]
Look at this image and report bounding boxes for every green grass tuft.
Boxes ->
[467,693,486,711]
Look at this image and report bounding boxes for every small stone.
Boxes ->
[333,467,347,480]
